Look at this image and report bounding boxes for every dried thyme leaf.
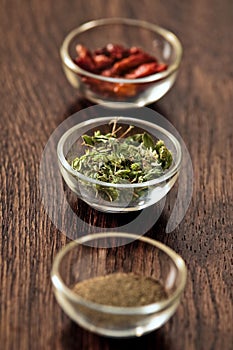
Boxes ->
[155,140,173,170]
[142,132,155,149]
[70,126,173,203]
[82,135,94,146]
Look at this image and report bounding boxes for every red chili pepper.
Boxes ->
[74,45,97,73]
[93,54,113,71]
[74,44,168,98]
[125,62,167,79]
[109,53,156,76]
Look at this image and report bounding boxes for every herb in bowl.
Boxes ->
[70,122,172,203]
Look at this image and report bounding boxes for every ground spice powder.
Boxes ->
[73,272,168,307]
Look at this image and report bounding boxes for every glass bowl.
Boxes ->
[57,116,182,213]
[60,18,182,107]
[51,232,187,338]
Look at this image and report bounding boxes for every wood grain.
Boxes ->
[0,0,232,349]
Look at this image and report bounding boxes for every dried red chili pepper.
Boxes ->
[125,62,167,79]
[113,83,138,97]
[82,77,139,98]
[93,54,113,71]
[129,46,143,55]
[74,43,168,98]
[108,53,156,76]
[74,45,97,73]
[153,63,168,72]
[105,43,129,60]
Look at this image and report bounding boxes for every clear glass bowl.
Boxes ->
[60,18,182,107]
[57,116,182,213]
[51,232,187,338]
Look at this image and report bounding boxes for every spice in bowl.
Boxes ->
[74,43,168,97]
[73,272,168,307]
[70,121,173,203]
[51,232,187,336]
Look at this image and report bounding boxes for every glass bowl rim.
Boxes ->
[60,17,183,84]
[57,116,182,188]
[51,232,187,315]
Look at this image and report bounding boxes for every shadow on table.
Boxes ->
[59,321,172,350]
[63,97,93,119]
[63,181,172,242]
[62,96,168,121]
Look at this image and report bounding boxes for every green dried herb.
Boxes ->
[70,123,173,203]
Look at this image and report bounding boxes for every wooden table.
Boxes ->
[1,1,232,349]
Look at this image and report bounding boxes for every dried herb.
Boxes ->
[70,123,173,203]
[73,272,168,307]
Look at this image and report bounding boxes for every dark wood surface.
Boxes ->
[0,1,232,349]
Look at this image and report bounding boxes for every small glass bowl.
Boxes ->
[57,116,182,213]
[51,232,187,338]
[60,18,182,107]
